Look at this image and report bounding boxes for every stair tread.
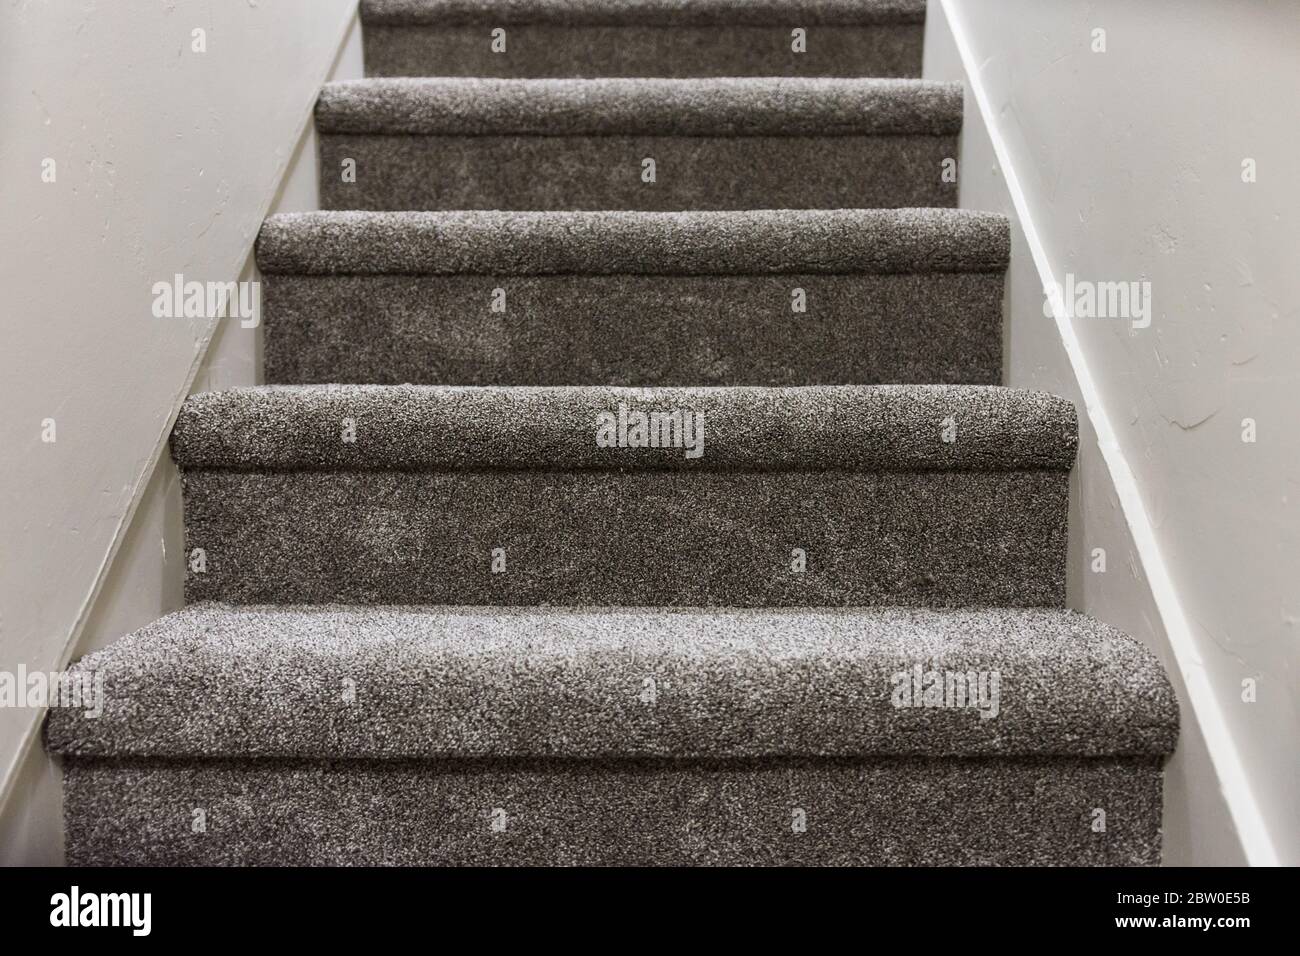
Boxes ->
[359,3,926,84]
[257,209,1008,276]
[316,77,961,136]
[170,384,1076,472]
[360,0,929,27]
[46,603,1177,761]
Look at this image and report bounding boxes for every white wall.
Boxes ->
[928,0,1297,865]
[0,0,359,863]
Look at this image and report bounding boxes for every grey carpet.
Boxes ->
[255,209,1007,275]
[359,0,930,27]
[320,133,955,211]
[180,467,1069,607]
[170,384,1075,471]
[62,755,1164,866]
[262,272,1007,387]
[171,385,1072,607]
[360,1,927,79]
[255,209,1008,385]
[51,0,1179,867]
[46,604,1177,760]
[315,78,960,135]
[55,603,1170,867]
[363,25,925,79]
[315,79,960,209]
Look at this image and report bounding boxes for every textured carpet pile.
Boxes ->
[255,209,1010,384]
[359,0,930,79]
[48,0,1177,866]
[316,77,961,210]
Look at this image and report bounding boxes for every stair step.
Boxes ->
[170,384,1076,607]
[48,602,1176,865]
[315,78,961,210]
[361,0,928,78]
[256,209,1009,385]
[48,604,1177,760]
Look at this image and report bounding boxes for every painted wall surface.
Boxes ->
[930,1,1297,864]
[0,0,358,859]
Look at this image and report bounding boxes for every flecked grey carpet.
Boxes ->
[171,385,1073,607]
[316,78,960,209]
[315,77,961,135]
[50,0,1178,867]
[47,604,1177,760]
[52,605,1174,866]
[62,756,1166,866]
[255,209,1009,385]
[256,208,1004,275]
[362,0,929,25]
[361,0,928,79]
[170,384,1075,471]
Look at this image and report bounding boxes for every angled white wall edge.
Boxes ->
[930,0,1282,866]
[0,2,363,863]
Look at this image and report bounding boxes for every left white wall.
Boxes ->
[0,0,359,863]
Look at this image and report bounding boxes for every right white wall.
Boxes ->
[927,0,1298,865]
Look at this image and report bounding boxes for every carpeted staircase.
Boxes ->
[47,0,1178,866]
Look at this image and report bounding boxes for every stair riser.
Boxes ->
[64,757,1163,866]
[181,470,1068,607]
[263,273,1004,386]
[363,24,924,78]
[317,134,956,211]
